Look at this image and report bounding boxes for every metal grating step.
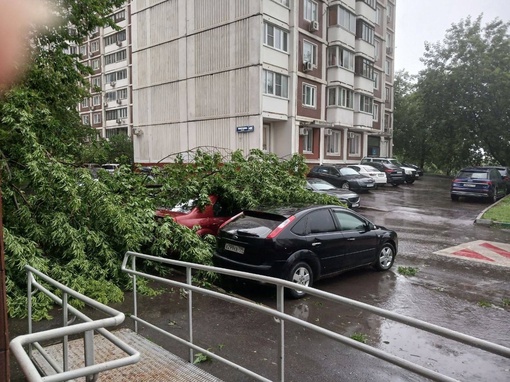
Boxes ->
[32,328,223,381]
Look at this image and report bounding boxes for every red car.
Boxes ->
[155,195,236,236]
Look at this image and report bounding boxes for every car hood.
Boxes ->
[344,174,373,181]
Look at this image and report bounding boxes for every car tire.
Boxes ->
[341,182,350,190]
[374,243,395,271]
[287,262,313,299]
[490,188,498,203]
[391,182,399,187]
[405,179,415,184]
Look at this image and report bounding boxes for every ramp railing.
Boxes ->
[122,250,510,382]
[10,265,140,382]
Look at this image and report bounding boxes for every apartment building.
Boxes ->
[77,4,133,139]
[79,0,396,166]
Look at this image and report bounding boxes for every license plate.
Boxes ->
[367,184,374,187]
[225,243,245,254]
[464,184,476,188]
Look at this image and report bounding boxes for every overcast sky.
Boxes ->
[395,0,510,74]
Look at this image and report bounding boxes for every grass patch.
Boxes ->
[398,266,418,276]
[351,332,368,343]
[478,300,492,308]
[482,195,510,222]
[502,298,510,307]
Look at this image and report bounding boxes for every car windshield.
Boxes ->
[388,159,403,166]
[458,171,488,179]
[171,199,197,213]
[363,165,379,172]
[338,167,359,176]
[308,180,335,190]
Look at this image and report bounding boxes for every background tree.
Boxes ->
[398,15,510,173]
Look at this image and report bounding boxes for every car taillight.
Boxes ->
[384,168,393,174]
[267,216,296,239]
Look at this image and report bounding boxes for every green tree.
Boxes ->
[418,15,510,170]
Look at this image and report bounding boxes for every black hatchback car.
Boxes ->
[307,165,375,191]
[214,205,398,298]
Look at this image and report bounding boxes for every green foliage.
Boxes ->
[350,332,368,344]
[394,16,510,173]
[397,266,418,277]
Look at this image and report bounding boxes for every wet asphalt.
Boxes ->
[8,175,510,381]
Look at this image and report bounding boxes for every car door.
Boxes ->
[491,169,506,197]
[331,209,378,268]
[296,209,348,274]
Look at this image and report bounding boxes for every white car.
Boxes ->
[348,164,387,187]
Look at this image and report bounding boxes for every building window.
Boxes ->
[106,127,128,138]
[81,98,89,108]
[327,46,354,70]
[263,69,289,98]
[79,45,87,57]
[374,38,381,61]
[361,0,376,9]
[356,20,374,45]
[106,107,128,121]
[82,115,90,125]
[359,94,373,114]
[302,83,317,108]
[385,86,392,103]
[92,95,101,106]
[384,113,391,131]
[376,6,383,25]
[90,41,99,53]
[92,76,101,88]
[303,40,317,66]
[104,30,126,46]
[104,49,127,65]
[373,103,379,121]
[338,6,356,33]
[117,88,128,100]
[91,59,100,70]
[326,130,341,155]
[274,0,289,6]
[328,87,353,109]
[348,133,360,155]
[373,71,379,90]
[264,22,288,52]
[303,129,313,152]
[93,113,102,124]
[385,59,392,75]
[387,3,394,22]
[304,0,318,22]
[355,57,374,80]
[105,69,128,84]
[112,10,126,23]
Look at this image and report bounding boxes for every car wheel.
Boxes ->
[490,188,498,203]
[405,179,415,184]
[374,243,395,271]
[451,194,459,201]
[287,262,313,299]
[391,182,399,187]
[341,182,350,190]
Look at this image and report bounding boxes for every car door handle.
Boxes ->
[312,242,321,246]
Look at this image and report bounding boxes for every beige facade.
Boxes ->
[110,0,395,165]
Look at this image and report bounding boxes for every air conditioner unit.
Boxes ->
[299,128,309,136]
[110,81,116,87]
[325,128,333,136]
[309,20,319,32]
[116,99,122,104]
[116,40,122,47]
[132,127,143,136]
[303,61,313,72]
[116,118,124,124]
[348,132,355,139]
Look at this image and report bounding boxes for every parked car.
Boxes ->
[363,161,405,186]
[481,166,510,194]
[306,178,360,208]
[402,163,424,178]
[361,157,417,184]
[101,163,120,174]
[214,205,398,298]
[155,195,238,236]
[307,165,376,191]
[347,164,387,188]
[450,167,506,203]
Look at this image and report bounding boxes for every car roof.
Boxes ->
[244,204,341,219]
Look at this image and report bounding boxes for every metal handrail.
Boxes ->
[122,251,510,382]
[10,265,140,382]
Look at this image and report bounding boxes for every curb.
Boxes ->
[474,195,509,226]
